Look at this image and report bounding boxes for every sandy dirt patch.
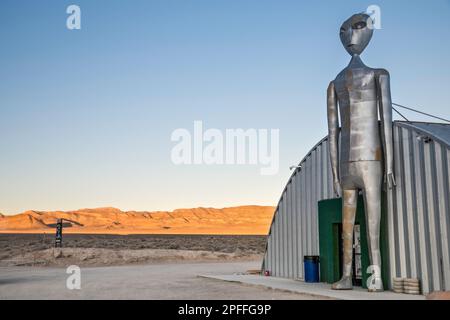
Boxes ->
[1,247,263,267]
[0,234,266,267]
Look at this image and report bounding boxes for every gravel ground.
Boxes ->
[0,234,266,267]
[0,234,318,300]
[0,261,321,300]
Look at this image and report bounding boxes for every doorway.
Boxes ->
[336,223,362,287]
[318,196,389,289]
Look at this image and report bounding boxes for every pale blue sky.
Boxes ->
[1,0,449,214]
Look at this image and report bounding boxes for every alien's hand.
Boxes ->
[333,180,342,197]
[386,172,396,189]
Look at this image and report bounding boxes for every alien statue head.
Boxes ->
[340,13,374,56]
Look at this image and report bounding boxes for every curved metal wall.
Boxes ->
[262,137,335,279]
[387,122,450,294]
[262,121,450,294]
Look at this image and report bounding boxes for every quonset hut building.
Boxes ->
[262,121,450,294]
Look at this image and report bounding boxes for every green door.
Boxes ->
[318,195,389,289]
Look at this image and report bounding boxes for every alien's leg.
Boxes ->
[361,162,383,292]
[332,189,358,290]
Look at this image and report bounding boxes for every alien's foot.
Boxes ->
[331,276,353,290]
[367,277,384,292]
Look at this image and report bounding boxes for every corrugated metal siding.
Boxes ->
[262,121,450,294]
[262,137,335,279]
[387,122,450,294]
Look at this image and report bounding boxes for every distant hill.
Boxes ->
[0,206,275,235]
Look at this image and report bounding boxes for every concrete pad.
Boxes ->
[198,274,425,300]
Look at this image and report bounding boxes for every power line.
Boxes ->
[392,106,410,121]
[392,102,450,123]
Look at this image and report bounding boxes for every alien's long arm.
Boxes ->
[377,70,396,189]
[327,81,341,196]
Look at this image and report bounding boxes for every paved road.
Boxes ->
[0,261,319,299]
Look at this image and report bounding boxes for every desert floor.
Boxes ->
[0,261,324,299]
[0,234,266,267]
[0,233,323,299]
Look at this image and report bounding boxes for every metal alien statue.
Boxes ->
[327,13,396,292]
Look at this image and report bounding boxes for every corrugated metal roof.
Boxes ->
[397,121,450,147]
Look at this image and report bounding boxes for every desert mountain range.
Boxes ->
[0,206,275,235]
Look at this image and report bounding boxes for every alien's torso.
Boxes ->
[333,59,383,163]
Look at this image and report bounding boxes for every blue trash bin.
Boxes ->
[304,255,320,282]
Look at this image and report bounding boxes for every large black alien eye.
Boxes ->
[352,21,366,29]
